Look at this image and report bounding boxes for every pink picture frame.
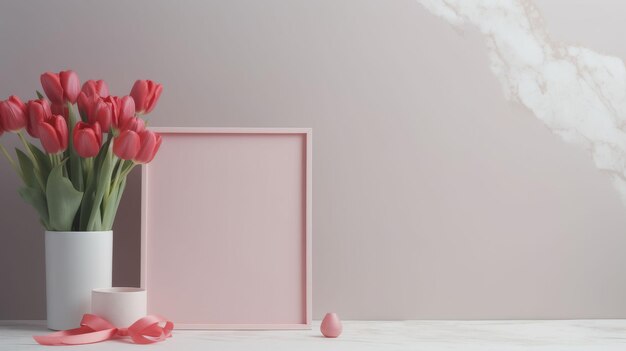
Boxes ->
[141,128,312,329]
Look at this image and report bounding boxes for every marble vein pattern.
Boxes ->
[1,320,625,350]
[418,0,626,203]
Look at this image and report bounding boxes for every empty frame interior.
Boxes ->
[142,128,311,329]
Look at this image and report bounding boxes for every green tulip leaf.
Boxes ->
[67,104,84,192]
[86,148,115,231]
[28,142,52,181]
[92,208,102,231]
[15,148,37,188]
[46,161,84,231]
[101,176,127,230]
[18,186,49,229]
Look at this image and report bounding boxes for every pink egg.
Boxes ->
[321,312,342,338]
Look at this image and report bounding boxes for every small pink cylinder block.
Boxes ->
[320,312,342,338]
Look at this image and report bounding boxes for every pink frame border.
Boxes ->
[140,127,312,330]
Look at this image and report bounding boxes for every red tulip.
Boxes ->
[113,130,140,160]
[94,100,114,132]
[89,100,113,132]
[81,80,109,98]
[73,121,102,158]
[114,95,135,128]
[0,95,28,132]
[38,115,68,154]
[60,71,80,103]
[129,80,162,114]
[119,116,145,133]
[97,95,136,130]
[27,99,52,137]
[77,94,115,132]
[77,91,97,118]
[134,130,162,164]
[100,95,118,117]
[40,73,63,105]
[40,70,81,104]
[50,103,68,117]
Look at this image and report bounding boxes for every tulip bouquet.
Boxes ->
[0,70,162,231]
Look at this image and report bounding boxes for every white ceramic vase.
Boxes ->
[45,231,112,330]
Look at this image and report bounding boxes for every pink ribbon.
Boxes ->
[33,314,174,345]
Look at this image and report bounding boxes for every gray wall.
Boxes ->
[2,0,626,320]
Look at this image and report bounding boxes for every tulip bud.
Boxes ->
[60,70,80,104]
[41,72,64,105]
[27,99,52,137]
[77,94,115,132]
[113,130,140,160]
[119,116,145,133]
[0,95,28,132]
[51,103,68,117]
[73,121,102,158]
[134,130,162,164]
[38,115,68,154]
[129,80,162,114]
[40,70,81,104]
[91,100,113,132]
[77,92,92,118]
[81,80,109,98]
[115,96,135,128]
[101,95,134,130]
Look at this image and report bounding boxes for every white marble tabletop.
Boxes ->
[1,320,624,350]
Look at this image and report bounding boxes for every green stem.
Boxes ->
[112,160,124,191]
[121,161,136,178]
[66,103,84,192]
[48,153,54,167]
[79,159,96,231]
[102,156,119,210]
[100,160,134,230]
[83,157,93,185]
[86,143,114,231]
[17,132,46,190]
[17,132,39,171]
[104,159,125,207]
[0,143,20,176]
